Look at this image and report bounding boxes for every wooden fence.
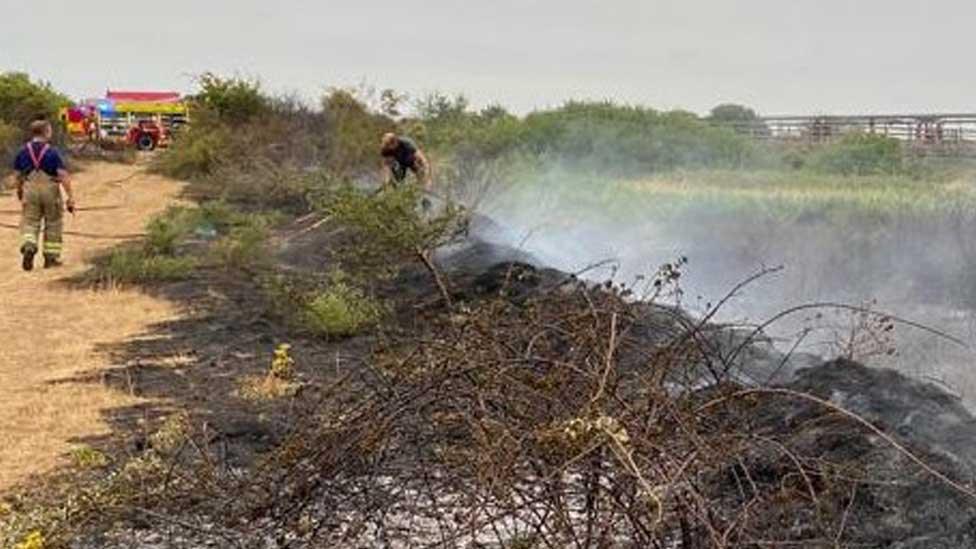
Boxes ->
[717,113,976,155]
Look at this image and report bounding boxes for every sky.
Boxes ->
[2,0,973,116]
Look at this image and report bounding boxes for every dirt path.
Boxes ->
[0,161,184,491]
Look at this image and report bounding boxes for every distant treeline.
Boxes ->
[0,70,918,181]
[0,72,71,159]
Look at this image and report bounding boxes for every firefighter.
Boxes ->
[380,132,433,191]
[10,119,76,271]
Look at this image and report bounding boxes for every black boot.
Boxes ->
[20,244,36,272]
[43,255,63,269]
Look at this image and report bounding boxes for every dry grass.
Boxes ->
[0,161,185,492]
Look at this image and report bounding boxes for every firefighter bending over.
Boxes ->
[380,132,433,191]
[11,119,76,271]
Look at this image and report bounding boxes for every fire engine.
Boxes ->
[60,90,190,150]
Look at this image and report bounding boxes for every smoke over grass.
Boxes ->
[472,164,976,403]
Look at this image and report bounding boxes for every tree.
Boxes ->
[709,103,759,122]
[708,103,769,137]
[322,87,395,176]
[0,72,70,128]
[193,73,268,124]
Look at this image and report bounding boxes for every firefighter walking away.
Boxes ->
[11,119,76,271]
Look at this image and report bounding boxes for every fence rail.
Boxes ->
[716,113,976,155]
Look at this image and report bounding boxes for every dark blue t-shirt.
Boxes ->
[383,137,418,168]
[12,141,66,178]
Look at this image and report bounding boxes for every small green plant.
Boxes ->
[197,200,239,231]
[270,343,295,379]
[212,220,269,270]
[96,247,197,285]
[69,446,109,469]
[301,271,384,338]
[13,530,45,549]
[144,216,185,256]
[149,413,190,455]
[238,343,301,401]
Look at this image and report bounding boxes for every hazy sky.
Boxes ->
[2,0,973,115]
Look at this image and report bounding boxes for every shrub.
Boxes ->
[204,161,323,213]
[95,247,197,285]
[324,183,467,274]
[322,87,395,177]
[13,531,45,549]
[155,106,334,212]
[812,132,904,175]
[152,124,228,179]
[0,72,70,128]
[69,446,109,469]
[144,213,189,256]
[0,120,20,160]
[193,73,268,124]
[237,344,301,401]
[212,220,270,270]
[265,271,384,338]
[196,200,240,231]
[707,103,771,138]
[418,99,756,177]
[301,272,384,337]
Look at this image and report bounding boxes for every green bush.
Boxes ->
[322,88,396,177]
[324,183,467,277]
[152,124,228,179]
[212,220,270,270]
[707,103,770,138]
[193,73,268,124]
[301,272,384,337]
[204,161,324,212]
[0,72,70,128]
[192,199,238,232]
[812,133,904,175]
[96,198,279,284]
[69,446,109,469]
[143,205,215,255]
[155,97,333,212]
[144,215,187,256]
[96,247,197,284]
[264,271,384,338]
[0,120,19,160]
[417,99,755,178]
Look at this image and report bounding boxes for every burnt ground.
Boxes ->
[9,208,976,547]
[46,214,544,481]
[51,227,377,472]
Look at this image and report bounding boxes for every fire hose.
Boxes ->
[0,171,142,239]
